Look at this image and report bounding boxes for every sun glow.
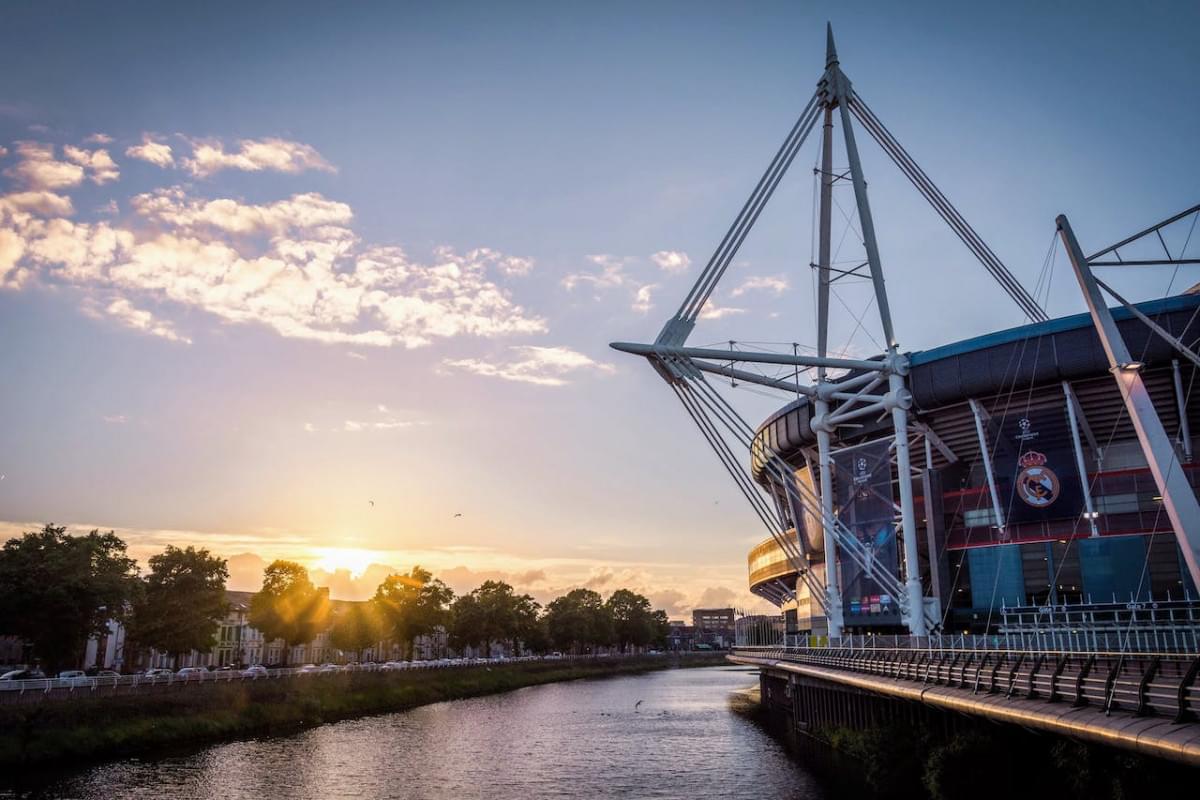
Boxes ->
[312,547,379,577]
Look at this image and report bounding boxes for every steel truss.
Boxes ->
[613,25,1048,637]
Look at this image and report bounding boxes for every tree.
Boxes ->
[329,602,384,662]
[373,566,454,659]
[0,525,140,672]
[544,588,612,654]
[510,593,544,656]
[448,592,486,654]
[448,581,536,657]
[605,589,656,652]
[127,546,229,667]
[248,561,330,665]
[650,609,670,648]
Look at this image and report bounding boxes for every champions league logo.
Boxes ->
[1015,450,1061,508]
[854,456,871,499]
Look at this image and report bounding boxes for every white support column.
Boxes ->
[969,398,1007,535]
[813,398,844,638]
[824,27,924,634]
[1058,213,1200,590]
[1063,382,1100,538]
[890,368,927,635]
[1173,359,1193,463]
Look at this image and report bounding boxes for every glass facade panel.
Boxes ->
[1079,536,1149,603]
[967,545,1025,608]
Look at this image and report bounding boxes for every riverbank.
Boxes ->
[0,653,727,769]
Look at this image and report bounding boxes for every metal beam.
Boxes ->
[1094,277,1200,371]
[1063,382,1100,538]
[1173,360,1193,463]
[687,358,817,396]
[969,398,1007,534]
[912,420,958,464]
[1059,213,1200,590]
[1086,203,1200,262]
[609,341,888,373]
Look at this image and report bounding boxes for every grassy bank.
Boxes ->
[0,653,727,769]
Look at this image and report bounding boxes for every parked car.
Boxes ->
[297,664,319,674]
[57,670,91,686]
[0,668,46,681]
[318,663,341,673]
[242,664,269,678]
[176,667,207,679]
[143,668,173,680]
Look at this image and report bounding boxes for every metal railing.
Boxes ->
[733,643,1200,722]
[0,651,701,703]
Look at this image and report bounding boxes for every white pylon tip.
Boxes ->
[825,22,839,68]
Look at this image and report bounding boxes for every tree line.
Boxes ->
[0,525,671,671]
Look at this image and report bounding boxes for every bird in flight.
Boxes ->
[453,512,463,518]
[634,699,643,711]
[368,500,375,508]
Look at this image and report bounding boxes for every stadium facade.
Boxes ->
[747,293,1200,636]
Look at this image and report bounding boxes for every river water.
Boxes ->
[9,666,824,799]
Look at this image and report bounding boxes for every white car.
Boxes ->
[143,668,174,680]
[57,670,91,687]
[242,664,269,678]
[318,663,341,673]
[297,664,319,674]
[177,667,207,679]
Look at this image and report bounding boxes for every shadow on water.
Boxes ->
[3,666,829,800]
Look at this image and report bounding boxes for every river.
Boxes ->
[7,665,824,799]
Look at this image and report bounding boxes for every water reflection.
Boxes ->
[12,666,822,800]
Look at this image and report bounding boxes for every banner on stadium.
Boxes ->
[785,466,823,556]
[832,439,902,625]
[992,405,1084,526]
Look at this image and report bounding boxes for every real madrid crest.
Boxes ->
[1016,450,1060,508]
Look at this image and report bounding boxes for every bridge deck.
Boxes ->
[731,647,1200,766]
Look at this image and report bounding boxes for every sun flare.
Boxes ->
[311,547,378,578]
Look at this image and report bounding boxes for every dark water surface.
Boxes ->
[10,666,823,799]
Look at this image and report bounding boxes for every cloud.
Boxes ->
[632,283,656,314]
[441,345,615,387]
[303,422,317,432]
[183,136,335,178]
[562,254,627,290]
[101,414,127,424]
[730,274,788,297]
[125,135,174,168]
[341,418,425,432]
[83,133,113,145]
[0,228,23,281]
[646,588,690,618]
[468,247,533,277]
[3,142,85,190]
[0,145,8,158]
[697,301,746,320]
[0,191,74,217]
[3,183,545,348]
[347,351,367,360]
[696,585,738,608]
[84,297,192,344]
[132,186,352,235]
[651,250,691,273]
[63,145,119,184]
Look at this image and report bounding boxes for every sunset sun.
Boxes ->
[312,547,378,577]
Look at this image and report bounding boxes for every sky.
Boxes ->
[1,1,1197,617]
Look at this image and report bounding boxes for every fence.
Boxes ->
[0,651,709,704]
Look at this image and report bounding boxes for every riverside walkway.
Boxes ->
[731,638,1200,766]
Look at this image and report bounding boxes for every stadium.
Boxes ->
[747,292,1200,637]
[614,27,1200,644]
